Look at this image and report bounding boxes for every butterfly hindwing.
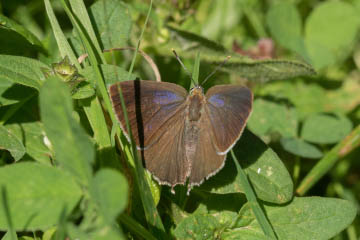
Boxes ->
[188,110,226,187]
[141,108,189,186]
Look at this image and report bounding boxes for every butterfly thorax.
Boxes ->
[188,86,205,121]
[184,86,206,165]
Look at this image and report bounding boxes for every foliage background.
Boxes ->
[0,0,359,239]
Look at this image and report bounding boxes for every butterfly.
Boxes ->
[109,78,253,192]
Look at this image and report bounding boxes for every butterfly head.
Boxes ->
[189,85,204,96]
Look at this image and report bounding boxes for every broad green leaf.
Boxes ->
[40,76,94,185]
[6,121,52,165]
[305,1,360,69]
[89,0,132,49]
[0,125,25,161]
[266,2,308,60]
[0,81,36,107]
[90,225,125,240]
[301,113,353,144]
[170,202,190,225]
[280,137,323,159]
[0,162,82,230]
[71,81,95,99]
[0,14,44,51]
[89,169,128,223]
[223,231,272,240]
[174,195,245,240]
[199,130,293,204]
[257,80,326,119]
[0,79,15,106]
[173,214,221,240]
[0,55,49,90]
[227,197,357,240]
[67,223,91,240]
[326,76,360,114]
[247,99,298,138]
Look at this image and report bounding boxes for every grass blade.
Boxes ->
[191,52,200,88]
[69,0,106,63]
[230,150,277,239]
[44,0,80,69]
[61,0,165,234]
[1,187,17,240]
[296,124,360,196]
[116,0,166,234]
[120,214,157,240]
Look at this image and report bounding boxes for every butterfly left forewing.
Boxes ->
[205,85,253,154]
[109,80,187,149]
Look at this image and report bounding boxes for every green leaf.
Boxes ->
[89,224,125,240]
[89,169,128,223]
[199,130,293,204]
[0,125,25,161]
[227,197,357,240]
[0,14,44,51]
[266,2,308,60]
[223,58,315,82]
[39,76,94,185]
[247,99,298,138]
[0,162,82,231]
[6,121,52,165]
[280,137,323,159]
[0,81,36,107]
[305,1,360,69]
[44,0,80,69]
[165,26,315,81]
[69,0,106,64]
[89,0,132,49]
[0,55,49,90]
[71,81,95,99]
[173,214,221,240]
[301,113,353,144]
[257,80,327,120]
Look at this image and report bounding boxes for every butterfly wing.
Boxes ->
[205,85,253,154]
[109,80,188,149]
[188,112,226,187]
[141,109,189,186]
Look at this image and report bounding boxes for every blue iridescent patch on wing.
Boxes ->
[154,91,182,105]
[209,94,225,107]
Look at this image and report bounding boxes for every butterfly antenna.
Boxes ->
[172,49,196,86]
[201,56,231,86]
